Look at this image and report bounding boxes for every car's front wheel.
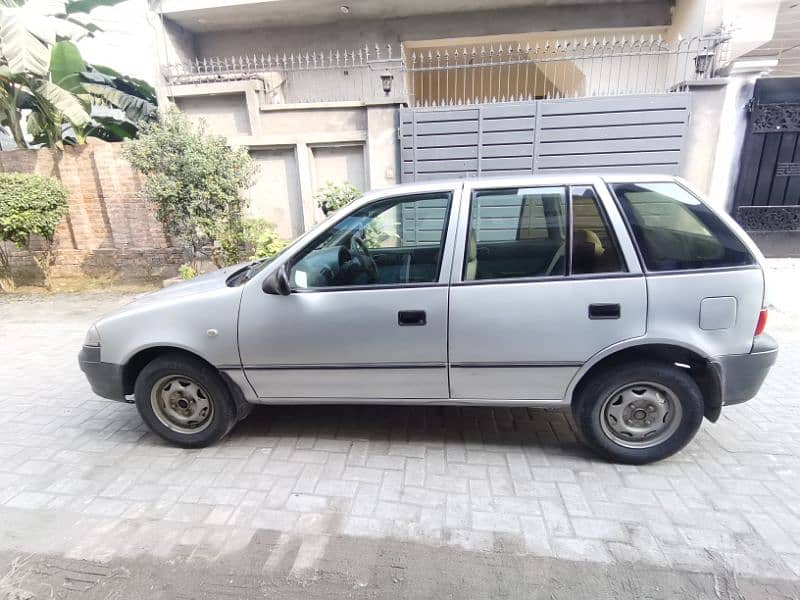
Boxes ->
[572,361,704,464]
[134,353,237,447]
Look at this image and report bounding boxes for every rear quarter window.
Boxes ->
[611,182,754,271]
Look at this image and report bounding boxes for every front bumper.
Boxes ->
[715,334,779,406]
[78,345,128,401]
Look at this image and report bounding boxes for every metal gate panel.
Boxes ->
[731,77,800,255]
[478,104,537,177]
[534,94,690,175]
[400,94,690,183]
[400,197,450,246]
[733,95,800,229]
[400,107,478,182]
[399,102,536,183]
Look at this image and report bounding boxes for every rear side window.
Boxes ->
[611,182,754,271]
[571,186,625,275]
[465,187,567,280]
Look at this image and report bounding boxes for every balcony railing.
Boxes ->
[163,34,728,107]
[164,45,405,105]
[405,34,728,107]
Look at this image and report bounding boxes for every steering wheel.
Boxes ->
[349,233,380,283]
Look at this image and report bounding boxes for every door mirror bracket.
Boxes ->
[262,264,291,295]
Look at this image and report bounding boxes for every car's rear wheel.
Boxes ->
[134,353,237,447]
[572,361,704,464]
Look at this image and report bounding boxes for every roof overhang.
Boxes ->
[158,0,667,33]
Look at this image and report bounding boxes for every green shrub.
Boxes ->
[178,263,197,280]
[245,219,289,260]
[314,181,361,216]
[208,218,287,265]
[0,173,69,290]
[312,181,393,248]
[123,106,257,269]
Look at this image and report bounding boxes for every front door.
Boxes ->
[238,187,458,400]
[448,179,647,401]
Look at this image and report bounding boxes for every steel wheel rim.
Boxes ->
[599,381,683,449]
[150,375,214,434]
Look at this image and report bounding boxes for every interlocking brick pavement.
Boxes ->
[0,270,799,580]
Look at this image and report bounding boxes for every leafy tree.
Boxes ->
[123,107,258,270]
[0,172,69,290]
[0,1,156,148]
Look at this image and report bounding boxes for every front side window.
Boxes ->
[611,182,754,271]
[290,192,451,289]
[464,187,568,280]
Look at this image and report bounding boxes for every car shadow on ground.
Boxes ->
[213,403,598,461]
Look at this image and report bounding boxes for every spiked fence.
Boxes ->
[164,45,405,104]
[404,35,728,107]
[164,34,728,106]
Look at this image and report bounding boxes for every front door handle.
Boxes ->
[398,310,426,326]
[588,303,621,319]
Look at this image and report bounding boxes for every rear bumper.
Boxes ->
[78,346,128,402]
[715,334,779,406]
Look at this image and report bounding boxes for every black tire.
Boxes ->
[134,353,237,448]
[572,361,704,464]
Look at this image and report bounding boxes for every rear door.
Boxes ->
[447,176,647,401]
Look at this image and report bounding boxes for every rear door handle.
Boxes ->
[588,303,621,319]
[398,310,426,326]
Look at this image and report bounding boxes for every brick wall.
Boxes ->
[0,141,183,280]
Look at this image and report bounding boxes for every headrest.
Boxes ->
[574,229,604,257]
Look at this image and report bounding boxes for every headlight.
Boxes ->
[83,325,101,347]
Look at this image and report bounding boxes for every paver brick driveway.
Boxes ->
[1,272,799,584]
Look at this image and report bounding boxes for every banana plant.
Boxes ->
[0,62,91,148]
[46,40,157,144]
[80,62,158,140]
[0,0,151,148]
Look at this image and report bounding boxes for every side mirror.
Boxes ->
[262,264,291,295]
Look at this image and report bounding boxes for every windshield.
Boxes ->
[231,209,346,285]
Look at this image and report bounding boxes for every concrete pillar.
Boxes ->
[295,142,317,231]
[151,15,197,110]
[680,79,728,207]
[244,82,263,136]
[366,105,401,190]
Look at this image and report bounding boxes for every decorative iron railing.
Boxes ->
[164,45,405,105]
[163,34,728,107]
[404,34,729,107]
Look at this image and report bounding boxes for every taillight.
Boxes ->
[754,308,768,336]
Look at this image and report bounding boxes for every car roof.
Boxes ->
[360,173,676,201]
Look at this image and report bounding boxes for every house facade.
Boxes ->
[150,0,789,244]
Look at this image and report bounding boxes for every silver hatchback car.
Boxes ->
[79,174,777,464]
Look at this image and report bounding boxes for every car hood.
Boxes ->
[123,263,249,309]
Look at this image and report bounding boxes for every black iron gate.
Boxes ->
[733,78,800,254]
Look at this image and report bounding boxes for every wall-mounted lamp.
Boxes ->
[380,71,394,95]
[694,51,715,75]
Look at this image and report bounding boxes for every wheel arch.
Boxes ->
[122,345,250,420]
[122,345,210,394]
[568,340,723,422]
